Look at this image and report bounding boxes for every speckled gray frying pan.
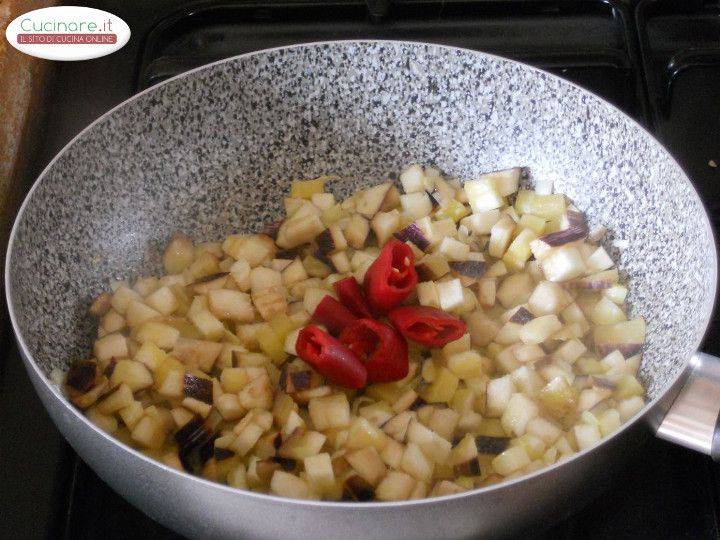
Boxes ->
[5,41,719,539]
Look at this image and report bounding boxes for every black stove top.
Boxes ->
[3,0,720,538]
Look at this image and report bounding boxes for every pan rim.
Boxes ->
[5,39,718,510]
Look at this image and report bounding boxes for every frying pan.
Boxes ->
[5,41,720,539]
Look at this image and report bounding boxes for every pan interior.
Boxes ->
[7,41,715,401]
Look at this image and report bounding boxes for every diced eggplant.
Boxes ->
[427,190,441,210]
[103,358,118,378]
[371,210,401,245]
[252,286,288,321]
[171,338,224,372]
[256,459,282,484]
[382,411,416,442]
[571,269,619,290]
[539,210,588,246]
[400,192,433,220]
[290,370,313,391]
[482,168,524,197]
[453,456,482,476]
[593,318,646,357]
[66,360,98,393]
[509,306,534,325]
[355,182,394,218]
[198,434,219,464]
[541,245,587,282]
[175,417,212,451]
[175,416,215,473]
[408,396,427,411]
[184,373,213,404]
[465,177,505,213]
[279,360,323,394]
[399,164,426,193]
[415,253,451,281]
[276,214,326,249]
[450,260,487,279]
[578,387,613,411]
[474,436,511,455]
[214,447,236,461]
[272,456,298,472]
[316,229,336,254]
[70,376,109,410]
[276,248,302,260]
[380,185,401,211]
[488,215,516,258]
[345,214,370,249]
[394,222,430,251]
[163,232,195,274]
[343,474,375,502]
[190,271,229,287]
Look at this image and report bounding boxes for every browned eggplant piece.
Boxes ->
[315,229,335,255]
[66,360,99,393]
[312,248,333,267]
[272,456,298,472]
[343,474,375,502]
[175,416,215,473]
[214,447,236,461]
[408,396,427,411]
[71,377,109,409]
[509,307,535,325]
[450,260,487,279]
[175,417,213,450]
[475,436,511,455]
[191,272,229,286]
[184,373,213,404]
[453,456,482,476]
[103,358,118,378]
[279,360,323,395]
[276,248,303,259]
[256,459,282,484]
[198,434,219,464]
[394,222,430,251]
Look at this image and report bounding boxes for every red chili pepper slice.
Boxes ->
[311,295,357,336]
[295,326,367,389]
[333,277,374,318]
[340,319,409,383]
[363,239,418,313]
[388,305,467,348]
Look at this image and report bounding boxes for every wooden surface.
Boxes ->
[0,0,56,266]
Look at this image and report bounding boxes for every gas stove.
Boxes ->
[3,1,720,537]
